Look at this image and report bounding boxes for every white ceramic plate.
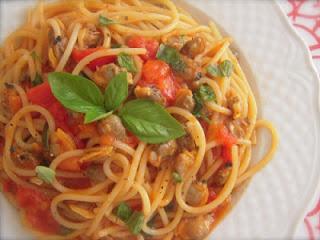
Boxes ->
[1,0,320,239]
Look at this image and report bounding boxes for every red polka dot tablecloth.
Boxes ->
[284,1,320,239]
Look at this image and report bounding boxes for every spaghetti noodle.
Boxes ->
[0,0,278,239]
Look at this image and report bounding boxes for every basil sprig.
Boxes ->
[119,99,185,144]
[104,72,128,111]
[48,72,185,143]
[156,44,186,72]
[207,60,233,78]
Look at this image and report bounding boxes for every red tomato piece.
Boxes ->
[71,48,116,71]
[221,145,233,162]
[126,131,140,148]
[207,123,237,162]
[127,36,159,61]
[27,82,84,149]
[140,60,179,105]
[2,179,17,194]
[59,177,92,189]
[207,123,237,146]
[26,81,56,108]
[207,188,217,203]
[16,186,60,234]
[128,199,142,211]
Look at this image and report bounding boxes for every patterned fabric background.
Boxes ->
[285,1,320,239]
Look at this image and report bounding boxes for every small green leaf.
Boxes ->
[48,72,104,113]
[35,166,55,184]
[32,73,43,87]
[192,91,203,117]
[84,110,112,124]
[104,72,128,111]
[192,84,216,117]
[99,15,116,26]
[198,84,216,102]
[119,99,186,144]
[207,64,222,78]
[126,211,144,235]
[42,123,49,150]
[31,51,41,62]
[117,53,137,73]
[172,172,182,183]
[116,202,132,222]
[156,44,186,72]
[111,43,122,48]
[60,226,74,236]
[219,60,233,77]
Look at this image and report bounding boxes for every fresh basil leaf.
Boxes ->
[104,72,128,111]
[156,44,186,72]
[42,123,49,150]
[32,73,43,87]
[99,15,116,26]
[117,53,137,73]
[119,99,186,144]
[35,166,55,184]
[207,64,222,78]
[126,211,144,235]
[84,109,112,124]
[219,60,233,77]
[48,72,104,113]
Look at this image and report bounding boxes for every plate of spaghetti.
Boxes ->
[0,0,319,240]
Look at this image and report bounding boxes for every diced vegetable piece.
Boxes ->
[127,36,159,61]
[71,48,116,71]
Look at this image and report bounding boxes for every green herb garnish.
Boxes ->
[99,15,116,26]
[116,202,133,222]
[117,53,137,73]
[207,60,233,78]
[156,44,186,72]
[48,72,185,143]
[126,211,144,235]
[192,84,216,117]
[104,72,128,111]
[119,99,185,144]
[172,171,182,183]
[31,51,41,62]
[111,43,122,48]
[207,64,221,78]
[219,60,233,77]
[35,166,55,184]
[32,73,43,87]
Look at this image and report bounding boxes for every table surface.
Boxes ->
[282,1,320,239]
